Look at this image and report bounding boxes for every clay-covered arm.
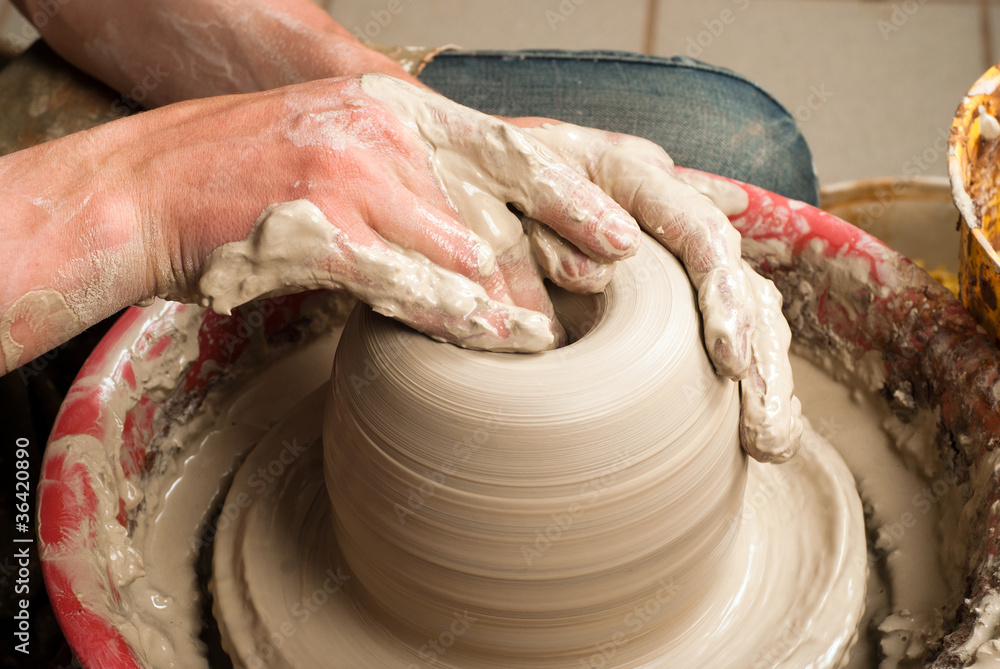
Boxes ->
[0,112,149,374]
[9,0,424,103]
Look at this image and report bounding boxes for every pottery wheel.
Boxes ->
[211,237,866,668]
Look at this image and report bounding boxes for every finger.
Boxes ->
[491,125,641,261]
[523,217,615,294]
[198,200,557,352]
[435,111,641,260]
[697,266,754,380]
[494,235,567,346]
[602,160,754,379]
[351,241,558,353]
[357,75,640,261]
[417,176,565,343]
[738,264,803,463]
[361,186,514,304]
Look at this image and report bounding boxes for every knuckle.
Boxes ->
[618,135,674,168]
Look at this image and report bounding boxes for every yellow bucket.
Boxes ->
[949,64,1000,338]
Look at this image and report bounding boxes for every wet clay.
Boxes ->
[791,355,952,668]
[203,238,866,669]
[96,296,949,669]
[0,288,82,373]
[211,395,860,668]
[198,200,553,353]
[366,43,456,78]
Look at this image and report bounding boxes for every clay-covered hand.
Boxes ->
[508,120,803,462]
[0,74,642,373]
[139,75,640,353]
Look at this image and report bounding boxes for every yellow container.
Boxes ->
[949,64,1000,338]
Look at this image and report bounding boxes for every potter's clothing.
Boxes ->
[420,50,819,206]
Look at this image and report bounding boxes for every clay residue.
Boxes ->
[792,354,952,667]
[197,199,554,352]
[680,168,751,217]
[522,217,615,294]
[1,288,83,373]
[365,43,457,77]
[39,434,147,661]
[199,238,866,669]
[978,105,1000,142]
[738,262,803,463]
[724,175,1000,666]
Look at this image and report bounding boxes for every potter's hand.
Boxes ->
[0,74,643,373]
[510,120,802,463]
[186,75,639,352]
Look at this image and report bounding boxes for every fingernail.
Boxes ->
[598,213,641,257]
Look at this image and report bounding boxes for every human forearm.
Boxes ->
[0,75,646,374]
[10,0,421,104]
[0,119,150,373]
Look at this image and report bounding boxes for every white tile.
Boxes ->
[652,0,985,185]
[326,0,649,53]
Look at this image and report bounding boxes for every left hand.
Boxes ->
[507,119,803,463]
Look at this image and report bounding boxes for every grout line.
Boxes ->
[643,0,659,55]
[982,0,995,71]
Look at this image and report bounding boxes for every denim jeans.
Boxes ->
[420,50,819,206]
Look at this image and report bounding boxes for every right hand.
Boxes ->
[506,120,802,462]
[130,74,642,351]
